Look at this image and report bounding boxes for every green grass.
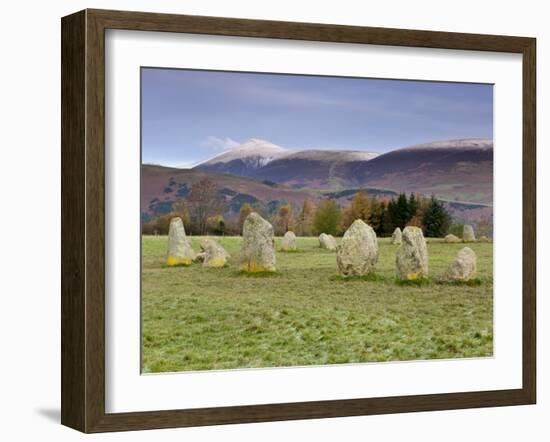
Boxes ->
[142,236,493,373]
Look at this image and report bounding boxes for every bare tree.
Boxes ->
[187,178,224,235]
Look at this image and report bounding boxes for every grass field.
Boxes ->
[142,235,493,373]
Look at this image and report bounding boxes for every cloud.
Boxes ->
[201,136,240,151]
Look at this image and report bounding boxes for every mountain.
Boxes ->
[198,137,492,204]
[196,138,290,175]
[196,138,380,189]
[253,149,379,189]
[344,138,493,204]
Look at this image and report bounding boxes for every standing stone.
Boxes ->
[392,227,402,245]
[478,235,491,243]
[319,233,337,251]
[463,224,476,242]
[336,220,379,276]
[281,231,297,251]
[166,217,196,266]
[239,213,276,272]
[396,226,428,280]
[200,238,230,268]
[444,233,461,243]
[442,247,477,281]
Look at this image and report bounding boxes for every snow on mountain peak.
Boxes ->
[200,138,290,167]
[398,138,493,152]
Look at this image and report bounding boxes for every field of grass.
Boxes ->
[142,235,493,373]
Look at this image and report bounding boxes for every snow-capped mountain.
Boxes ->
[192,137,493,202]
[195,138,380,181]
[198,138,290,171]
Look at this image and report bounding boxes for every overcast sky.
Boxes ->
[141,67,493,167]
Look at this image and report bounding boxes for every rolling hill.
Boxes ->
[196,138,492,204]
[141,163,491,229]
[141,165,314,222]
[344,139,493,204]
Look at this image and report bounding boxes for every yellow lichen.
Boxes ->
[204,257,226,268]
[166,255,192,267]
[240,260,273,273]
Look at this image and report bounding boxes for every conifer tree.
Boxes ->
[422,195,451,237]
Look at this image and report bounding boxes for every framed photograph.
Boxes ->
[61,9,536,433]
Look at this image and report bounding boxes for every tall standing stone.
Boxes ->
[281,231,297,251]
[166,217,196,266]
[463,224,476,242]
[396,226,428,280]
[319,233,337,251]
[200,238,230,268]
[239,213,276,272]
[392,227,402,245]
[442,247,477,281]
[336,220,379,276]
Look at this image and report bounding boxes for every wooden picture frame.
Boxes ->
[61,8,536,433]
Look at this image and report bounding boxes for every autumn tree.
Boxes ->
[171,199,191,227]
[297,198,315,236]
[276,204,294,234]
[477,215,492,237]
[238,203,254,233]
[142,213,173,235]
[313,199,342,236]
[187,178,224,235]
[341,190,370,231]
[206,215,226,235]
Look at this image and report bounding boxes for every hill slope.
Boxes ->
[141,164,314,221]
[345,138,493,204]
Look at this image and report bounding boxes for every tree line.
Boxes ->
[305,190,451,238]
[142,178,453,238]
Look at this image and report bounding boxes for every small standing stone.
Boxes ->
[319,233,337,251]
[478,235,491,242]
[396,226,429,280]
[166,217,196,266]
[442,247,477,281]
[239,213,276,272]
[463,224,476,242]
[444,233,462,243]
[392,227,402,245]
[336,220,379,276]
[200,238,230,268]
[281,231,297,251]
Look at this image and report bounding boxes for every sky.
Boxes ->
[141,67,493,167]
